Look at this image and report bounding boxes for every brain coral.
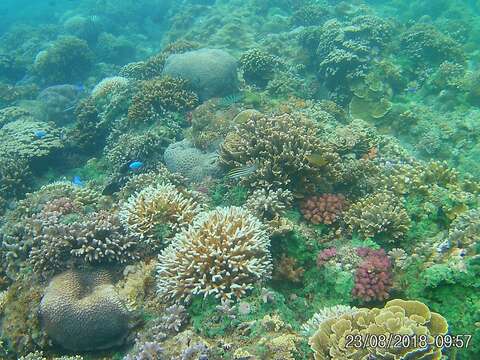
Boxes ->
[309,299,448,360]
[119,182,202,246]
[156,206,272,303]
[39,269,131,351]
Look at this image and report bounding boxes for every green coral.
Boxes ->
[239,48,277,87]
[33,36,94,84]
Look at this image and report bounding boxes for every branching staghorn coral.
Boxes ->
[220,111,336,193]
[309,299,448,360]
[156,206,272,303]
[127,76,198,123]
[344,191,411,241]
[119,182,202,246]
[245,188,293,221]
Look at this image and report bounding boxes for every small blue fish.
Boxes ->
[436,239,451,254]
[72,175,84,187]
[129,161,144,171]
[34,130,47,139]
[405,87,417,94]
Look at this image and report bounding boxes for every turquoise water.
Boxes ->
[0,1,479,359]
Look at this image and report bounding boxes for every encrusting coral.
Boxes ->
[119,182,202,247]
[309,299,449,360]
[156,206,272,303]
[39,269,131,351]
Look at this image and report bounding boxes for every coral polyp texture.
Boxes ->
[352,248,393,302]
[39,269,131,351]
[119,182,202,246]
[309,299,449,360]
[156,206,272,303]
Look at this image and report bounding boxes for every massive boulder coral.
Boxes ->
[309,299,448,360]
[119,182,202,246]
[39,269,131,351]
[163,48,238,101]
[156,206,272,303]
[163,139,221,182]
[343,191,411,241]
[220,111,336,193]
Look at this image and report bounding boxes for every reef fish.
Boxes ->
[34,130,47,139]
[129,161,144,171]
[305,153,328,167]
[226,163,257,180]
[72,175,84,187]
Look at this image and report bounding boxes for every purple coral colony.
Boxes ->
[0,0,479,359]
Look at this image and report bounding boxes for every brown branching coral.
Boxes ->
[156,206,272,303]
[309,299,448,360]
[245,188,293,221]
[127,76,198,123]
[220,111,335,193]
[343,191,410,241]
[119,182,202,246]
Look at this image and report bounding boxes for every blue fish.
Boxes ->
[405,87,417,94]
[129,161,144,171]
[72,175,84,187]
[34,130,47,139]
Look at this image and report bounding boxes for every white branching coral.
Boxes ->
[156,206,272,303]
[119,183,202,246]
[301,305,358,336]
[245,188,293,221]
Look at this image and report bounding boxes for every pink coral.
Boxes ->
[316,248,337,267]
[352,248,392,302]
[300,194,345,225]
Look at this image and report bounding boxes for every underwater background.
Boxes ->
[0,0,479,359]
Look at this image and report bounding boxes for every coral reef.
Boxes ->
[33,36,94,84]
[309,299,449,360]
[127,76,198,122]
[119,182,202,246]
[163,139,221,182]
[220,111,334,193]
[39,269,131,351]
[163,48,238,101]
[352,248,393,302]
[300,194,345,225]
[245,188,293,221]
[239,48,276,87]
[156,206,272,302]
[344,191,411,242]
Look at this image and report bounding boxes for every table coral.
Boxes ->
[309,299,448,360]
[156,206,272,303]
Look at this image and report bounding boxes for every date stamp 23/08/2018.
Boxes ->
[345,334,472,350]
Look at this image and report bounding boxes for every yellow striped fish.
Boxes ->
[225,163,257,180]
